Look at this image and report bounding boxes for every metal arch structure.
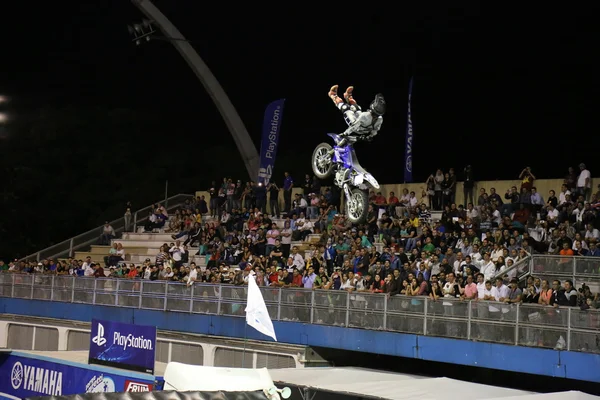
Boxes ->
[130,0,260,179]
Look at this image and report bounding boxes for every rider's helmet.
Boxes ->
[370,93,386,116]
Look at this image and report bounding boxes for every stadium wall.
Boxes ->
[2,298,599,383]
[195,177,599,213]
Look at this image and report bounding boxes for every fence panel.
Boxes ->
[3,253,600,354]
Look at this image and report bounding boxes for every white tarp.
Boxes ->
[163,362,275,392]
[269,367,535,400]
[488,391,600,400]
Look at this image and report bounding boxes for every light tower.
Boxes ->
[129,0,260,180]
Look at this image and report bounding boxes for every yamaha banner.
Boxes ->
[403,77,414,183]
[0,352,155,399]
[89,319,157,374]
[258,99,285,185]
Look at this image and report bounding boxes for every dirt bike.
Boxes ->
[311,133,379,224]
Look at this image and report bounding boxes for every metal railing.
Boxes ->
[1,273,599,354]
[19,193,195,262]
[491,256,532,282]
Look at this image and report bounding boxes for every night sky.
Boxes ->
[0,2,598,255]
[1,2,597,183]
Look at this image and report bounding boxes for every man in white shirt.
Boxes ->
[577,163,591,202]
[469,247,482,264]
[292,194,308,216]
[585,224,600,241]
[491,206,502,226]
[169,240,185,267]
[475,273,487,299]
[558,184,571,205]
[400,189,410,207]
[101,222,115,245]
[491,277,510,302]
[186,266,199,286]
[452,252,466,275]
[299,218,314,241]
[81,256,93,274]
[83,262,95,276]
[546,204,559,225]
[289,246,305,270]
[408,191,418,208]
[490,244,504,263]
[478,253,497,282]
[466,203,479,220]
[443,272,459,298]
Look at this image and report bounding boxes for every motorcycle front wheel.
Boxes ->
[312,142,334,179]
[346,188,369,224]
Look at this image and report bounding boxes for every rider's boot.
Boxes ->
[328,85,343,105]
[344,86,357,105]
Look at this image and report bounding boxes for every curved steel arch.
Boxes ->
[131,0,259,179]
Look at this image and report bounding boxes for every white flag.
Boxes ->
[245,275,277,341]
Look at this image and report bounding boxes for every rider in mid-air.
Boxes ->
[328,85,386,140]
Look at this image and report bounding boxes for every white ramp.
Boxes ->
[164,362,276,392]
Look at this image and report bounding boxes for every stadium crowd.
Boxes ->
[2,164,600,312]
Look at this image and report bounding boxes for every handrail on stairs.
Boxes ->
[19,193,195,262]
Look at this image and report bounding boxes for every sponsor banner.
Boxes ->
[89,319,157,375]
[404,77,414,183]
[258,99,285,185]
[124,380,153,392]
[0,354,155,399]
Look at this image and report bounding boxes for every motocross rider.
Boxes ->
[328,85,386,141]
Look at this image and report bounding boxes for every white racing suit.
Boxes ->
[338,103,383,139]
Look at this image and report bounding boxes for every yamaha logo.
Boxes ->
[11,362,23,389]
[405,155,412,173]
[10,361,63,395]
[92,323,107,346]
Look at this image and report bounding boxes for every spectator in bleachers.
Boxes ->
[268,182,280,218]
[104,243,125,267]
[100,221,115,245]
[577,163,592,202]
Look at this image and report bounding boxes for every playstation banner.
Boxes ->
[258,99,285,185]
[89,319,157,375]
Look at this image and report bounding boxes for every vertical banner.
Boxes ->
[404,77,414,183]
[88,319,156,374]
[258,99,285,185]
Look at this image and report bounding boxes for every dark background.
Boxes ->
[0,2,598,257]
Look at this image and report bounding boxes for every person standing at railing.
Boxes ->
[124,207,132,233]
[552,280,578,308]
[503,279,522,304]
[460,275,477,300]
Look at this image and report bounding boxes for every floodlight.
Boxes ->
[0,113,8,123]
[128,25,134,35]
[134,24,143,34]
[142,19,152,28]
[0,95,8,104]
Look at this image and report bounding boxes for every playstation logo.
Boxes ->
[92,323,107,346]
